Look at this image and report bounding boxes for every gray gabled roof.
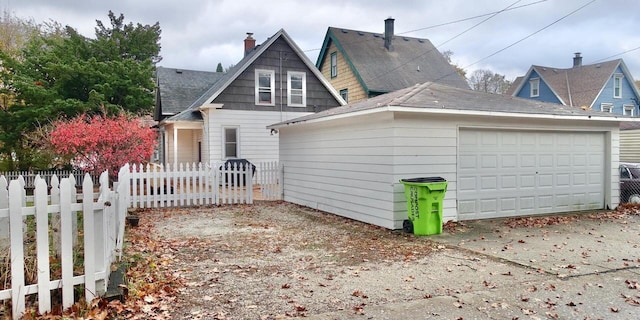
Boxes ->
[270,82,632,128]
[508,59,640,109]
[156,66,225,116]
[316,26,470,94]
[184,28,345,112]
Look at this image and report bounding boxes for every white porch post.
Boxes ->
[173,126,178,165]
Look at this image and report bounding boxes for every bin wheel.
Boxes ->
[403,220,413,234]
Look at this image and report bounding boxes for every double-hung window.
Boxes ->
[601,103,613,113]
[613,74,623,98]
[530,78,540,97]
[330,52,338,78]
[339,89,348,103]
[223,127,239,158]
[287,71,306,107]
[255,69,275,105]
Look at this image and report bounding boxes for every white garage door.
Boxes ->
[457,129,605,220]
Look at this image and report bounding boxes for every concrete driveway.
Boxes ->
[309,210,640,319]
[432,211,640,278]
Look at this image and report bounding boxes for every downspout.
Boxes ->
[565,72,573,107]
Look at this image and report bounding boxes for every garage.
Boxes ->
[458,129,605,220]
[270,82,632,230]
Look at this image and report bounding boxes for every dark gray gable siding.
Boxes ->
[213,37,342,112]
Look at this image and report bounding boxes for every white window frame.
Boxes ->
[222,126,239,159]
[255,69,275,106]
[613,74,623,98]
[601,103,613,113]
[330,52,338,78]
[530,78,540,97]
[624,104,634,116]
[339,88,348,103]
[287,71,306,107]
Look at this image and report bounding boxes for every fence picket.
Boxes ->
[82,174,97,301]
[9,180,26,318]
[34,177,51,314]
[0,176,8,248]
[59,178,74,309]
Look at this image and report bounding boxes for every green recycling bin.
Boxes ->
[400,177,448,235]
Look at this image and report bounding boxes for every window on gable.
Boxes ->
[601,103,613,113]
[287,71,306,107]
[339,89,348,103]
[614,74,623,98]
[330,52,338,78]
[223,127,238,158]
[530,78,540,97]
[624,104,634,116]
[255,69,275,105]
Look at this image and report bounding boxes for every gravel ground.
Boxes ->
[141,201,541,319]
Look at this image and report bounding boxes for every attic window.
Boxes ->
[530,78,540,97]
[614,74,623,98]
[601,103,613,113]
[255,69,275,106]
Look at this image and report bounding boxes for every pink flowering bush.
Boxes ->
[50,113,157,177]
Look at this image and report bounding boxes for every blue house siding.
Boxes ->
[592,66,639,115]
[515,70,562,104]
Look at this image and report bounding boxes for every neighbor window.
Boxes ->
[614,74,623,98]
[255,69,275,105]
[223,127,238,158]
[330,52,337,78]
[287,71,306,107]
[601,103,613,113]
[339,89,348,102]
[530,78,540,97]
[624,104,634,116]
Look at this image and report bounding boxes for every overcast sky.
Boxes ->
[6,0,640,81]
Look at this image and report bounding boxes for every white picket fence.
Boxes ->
[0,170,99,190]
[128,161,282,208]
[0,165,130,319]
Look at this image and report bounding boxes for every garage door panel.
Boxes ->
[458,130,605,219]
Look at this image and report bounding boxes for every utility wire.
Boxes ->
[301,0,546,54]
[593,45,640,63]
[464,0,597,69]
[399,0,547,35]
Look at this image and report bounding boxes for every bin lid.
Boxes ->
[400,177,446,183]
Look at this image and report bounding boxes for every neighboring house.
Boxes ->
[620,121,640,163]
[507,53,640,116]
[315,18,469,104]
[269,81,637,229]
[154,29,345,165]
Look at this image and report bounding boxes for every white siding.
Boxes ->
[620,129,640,163]
[279,112,397,229]
[204,109,312,164]
[279,110,620,230]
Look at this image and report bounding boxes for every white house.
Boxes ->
[269,82,636,229]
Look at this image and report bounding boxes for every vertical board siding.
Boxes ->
[0,166,129,319]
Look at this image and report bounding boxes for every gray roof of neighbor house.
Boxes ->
[270,82,632,128]
[316,26,470,94]
[507,59,639,109]
[156,66,225,117]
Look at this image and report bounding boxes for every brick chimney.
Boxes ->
[384,17,394,51]
[244,32,256,56]
[573,52,582,68]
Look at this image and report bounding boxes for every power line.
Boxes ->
[464,0,596,69]
[593,45,640,63]
[436,0,523,48]
[399,0,547,35]
[301,0,547,54]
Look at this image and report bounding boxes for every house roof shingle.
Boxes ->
[271,81,632,128]
[318,26,470,94]
[156,66,225,116]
